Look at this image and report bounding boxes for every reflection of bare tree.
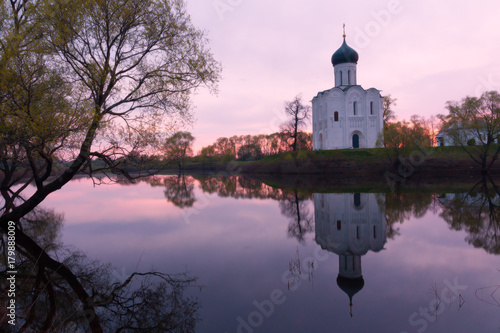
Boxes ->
[149,175,196,208]
[439,177,500,254]
[0,208,199,332]
[194,175,315,243]
[279,190,314,243]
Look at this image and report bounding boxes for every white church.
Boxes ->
[312,30,384,150]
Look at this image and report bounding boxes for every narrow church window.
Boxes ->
[373,225,377,239]
[370,101,374,115]
[340,71,343,85]
[354,193,361,207]
[356,226,360,240]
[348,70,351,85]
[337,220,341,230]
[334,111,339,122]
[353,101,357,115]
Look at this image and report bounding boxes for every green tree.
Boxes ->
[0,0,220,331]
[377,115,434,184]
[280,95,311,152]
[237,142,262,161]
[163,131,194,172]
[377,117,433,152]
[439,91,500,174]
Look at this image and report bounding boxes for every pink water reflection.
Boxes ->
[37,176,500,332]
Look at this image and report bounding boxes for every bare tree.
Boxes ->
[382,95,397,126]
[280,95,311,152]
[0,0,220,220]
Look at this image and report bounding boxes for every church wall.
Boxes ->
[327,91,346,149]
[312,44,384,150]
[314,193,386,256]
[365,89,383,148]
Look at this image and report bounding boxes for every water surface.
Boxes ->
[39,174,500,332]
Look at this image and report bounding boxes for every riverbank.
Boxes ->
[185,146,500,181]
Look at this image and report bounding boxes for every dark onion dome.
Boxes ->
[337,275,364,300]
[331,38,359,66]
[337,275,364,317]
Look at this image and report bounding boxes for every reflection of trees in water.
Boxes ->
[439,177,500,255]
[377,192,435,239]
[279,191,313,243]
[0,208,199,332]
[149,175,196,208]
[195,175,283,200]
[194,175,314,243]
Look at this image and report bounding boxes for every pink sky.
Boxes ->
[184,0,500,153]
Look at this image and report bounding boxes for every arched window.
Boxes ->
[348,70,351,85]
[353,101,357,115]
[340,71,343,85]
[370,101,374,115]
[334,111,339,122]
[337,220,341,231]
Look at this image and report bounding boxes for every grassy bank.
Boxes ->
[185,146,500,182]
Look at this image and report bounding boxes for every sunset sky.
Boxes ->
[184,0,500,153]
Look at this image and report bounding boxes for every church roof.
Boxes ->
[331,38,359,66]
[337,275,364,317]
[337,275,365,299]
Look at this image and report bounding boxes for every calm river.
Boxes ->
[38,174,499,332]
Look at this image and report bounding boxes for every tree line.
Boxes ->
[161,95,312,169]
[161,92,500,176]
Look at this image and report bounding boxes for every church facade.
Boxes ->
[312,34,384,150]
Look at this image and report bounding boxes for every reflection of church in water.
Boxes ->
[314,193,386,316]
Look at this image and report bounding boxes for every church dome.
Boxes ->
[337,275,364,317]
[337,275,364,299]
[331,38,359,66]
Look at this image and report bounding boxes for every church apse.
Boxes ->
[314,193,386,316]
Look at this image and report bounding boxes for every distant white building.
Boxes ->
[314,192,386,316]
[436,122,492,147]
[312,31,384,150]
